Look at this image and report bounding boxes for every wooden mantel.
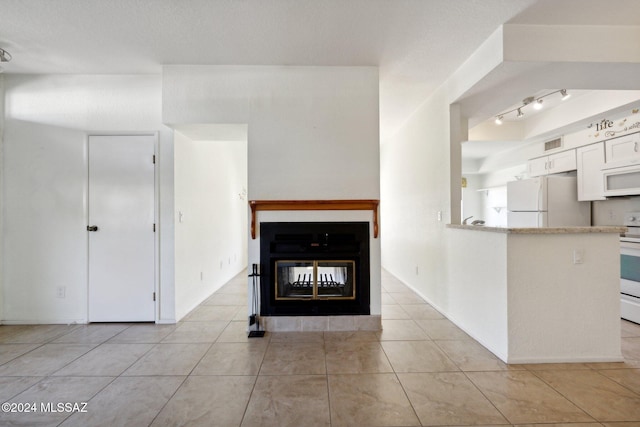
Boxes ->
[249,199,379,239]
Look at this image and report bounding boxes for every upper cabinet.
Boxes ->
[576,142,606,201]
[527,156,549,177]
[605,132,640,168]
[527,150,577,177]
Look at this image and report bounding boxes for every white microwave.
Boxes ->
[602,164,640,196]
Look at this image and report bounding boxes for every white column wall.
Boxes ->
[2,74,175,323]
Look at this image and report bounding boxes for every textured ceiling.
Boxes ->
[1,0,638,139]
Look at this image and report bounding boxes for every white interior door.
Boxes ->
[88,135,156,322]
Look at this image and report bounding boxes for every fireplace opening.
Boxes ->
[260,222,370,316]
[276,260,355,300]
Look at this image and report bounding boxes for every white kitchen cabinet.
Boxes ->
[527,150,577,177]
[605,131,640,167]
[576,142,606,201]
[527,156,549,177]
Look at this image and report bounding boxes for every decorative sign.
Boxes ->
[595,119,613,131]
[588,108,640,139]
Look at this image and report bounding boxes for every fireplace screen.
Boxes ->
[275,260,355,300]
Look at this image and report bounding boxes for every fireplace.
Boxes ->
[260,222,370,316]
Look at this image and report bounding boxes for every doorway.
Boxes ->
[87,134,157,322]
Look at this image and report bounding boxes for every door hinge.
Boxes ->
[153,223,156,232]
[152,155,156,164]
[153,292,156,301]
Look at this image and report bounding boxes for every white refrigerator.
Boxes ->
[507,176,591,227]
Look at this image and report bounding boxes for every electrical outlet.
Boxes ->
[437,211,442,222]
[56,286,66,298]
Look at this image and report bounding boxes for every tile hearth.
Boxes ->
[0,269,639,426]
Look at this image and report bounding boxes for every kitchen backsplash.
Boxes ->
[592,196,640,226]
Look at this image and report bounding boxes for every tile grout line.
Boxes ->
[52,325,165,426]
[524,368,600,423]
[593,367,640,398]
[322,335,335,427]
[460,370,513,425]
[238,329,271,427]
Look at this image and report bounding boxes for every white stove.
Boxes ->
[620,212,640,324]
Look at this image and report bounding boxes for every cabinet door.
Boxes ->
[527,156,549,177]
[605,132,640,167]
[577,142,605,201]
[548,149,577,174]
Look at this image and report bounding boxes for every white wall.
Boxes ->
[380,86,451,301]
[446,228,508,360]
[174,131,248,320]
[2,74,175,323]
[506,233,621,363]
[0,75,4,321]
[163,66,382,315]
[163,66,380,200]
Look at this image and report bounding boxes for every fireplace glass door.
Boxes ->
[275,260,355,300]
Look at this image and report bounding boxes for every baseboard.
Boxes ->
[0,319,87,325]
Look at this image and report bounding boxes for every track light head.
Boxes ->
[517,108,524,118]
[495,116,503,125]
[533,99,544,110]
[560,89,570,100]
[0,48,11,62]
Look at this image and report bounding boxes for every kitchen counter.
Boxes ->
[447,224,626,234]
[442,226,623,364]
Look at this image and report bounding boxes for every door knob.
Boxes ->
[87,225,99,232]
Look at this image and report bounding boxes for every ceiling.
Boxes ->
[1,0,639,140]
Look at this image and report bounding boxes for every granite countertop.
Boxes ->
[446,224,627,234]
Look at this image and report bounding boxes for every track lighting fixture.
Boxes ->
[0,47,12,62]
[493,89,570,125]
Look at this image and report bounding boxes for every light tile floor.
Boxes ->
[0,269,639,426]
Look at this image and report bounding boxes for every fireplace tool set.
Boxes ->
[248,263,265,337]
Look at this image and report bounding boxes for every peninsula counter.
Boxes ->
[443,225,625,363]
